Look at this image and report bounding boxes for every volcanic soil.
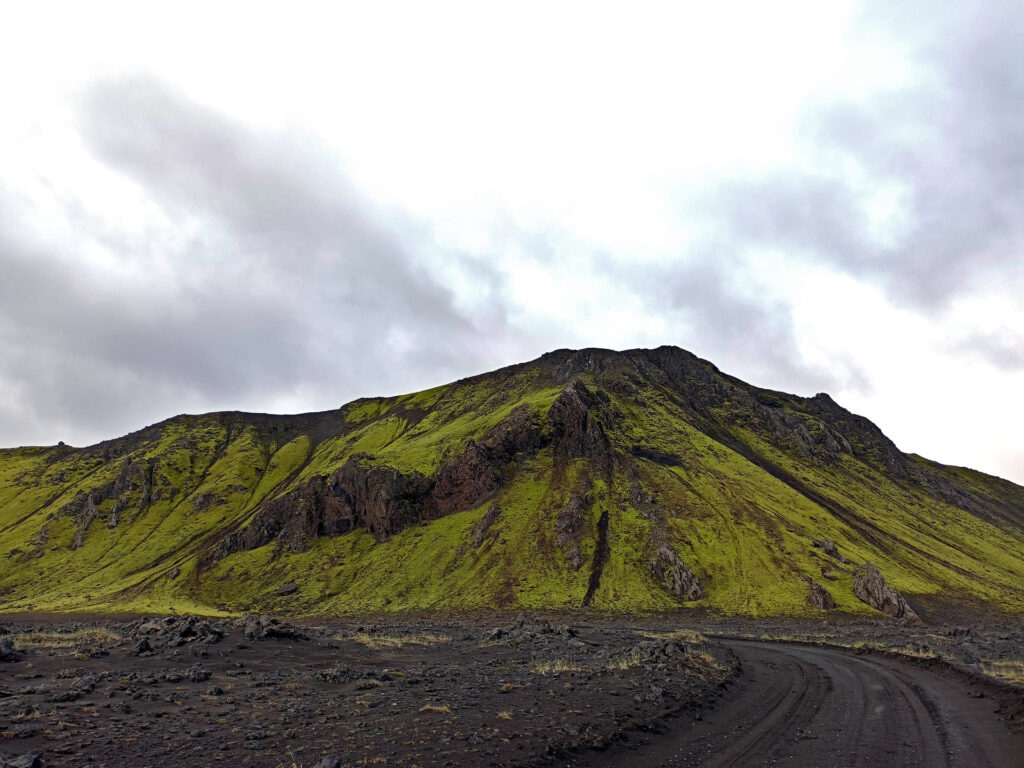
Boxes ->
[0,614,735,767]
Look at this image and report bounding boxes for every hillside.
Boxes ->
[1,346,1023,619]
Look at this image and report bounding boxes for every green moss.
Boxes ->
[2,353,1023,619]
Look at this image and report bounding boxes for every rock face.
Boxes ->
[648,545,702,600]
[547,381,613,465]
[807,579,836,610]
[208,386,612,563]
[853,563,920,622]
[57,460,152,549]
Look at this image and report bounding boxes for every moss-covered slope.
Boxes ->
[2,346,1022,619]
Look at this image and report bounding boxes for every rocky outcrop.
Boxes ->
[212,458,432,557]
[208,403,560,562]
[472,503,502,548]
[547,381,613,466]
[58,460,152,549]
[648,545,702,600]
[807,578,836,609]
[853,563,920,622]
[813,537,848,563]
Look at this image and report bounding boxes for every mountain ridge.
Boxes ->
[2,345,1022,619]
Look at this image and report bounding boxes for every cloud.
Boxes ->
[0,76,527,447]
[0,72,869,450]
[692,0,1024,310]
[954,332,1024,372]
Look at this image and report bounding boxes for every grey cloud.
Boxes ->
[0,76,526,447]
[497,214,866,397]
[954,332,1024,372]
[607,251,870,396]
[694,0,1024,310]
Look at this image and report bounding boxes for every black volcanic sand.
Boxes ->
[0,615,736,768]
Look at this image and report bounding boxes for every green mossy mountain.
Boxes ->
[2,346,1023,620]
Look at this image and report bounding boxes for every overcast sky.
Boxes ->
[1,1,1022,484]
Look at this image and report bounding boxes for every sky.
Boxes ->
[1,1,1022,484]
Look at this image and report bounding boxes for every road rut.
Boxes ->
[583,640,1023,767]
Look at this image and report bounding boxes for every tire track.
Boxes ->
[580,640,1023,768]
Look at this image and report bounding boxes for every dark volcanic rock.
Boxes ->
[813,537,848,563]
[853,563,920,622]
[547,381,613,464]
[207,404,553,561]
[648,545,702,600]
[472,503,502,547]
[0,637,18,662]
[0,752,42,768]
[57,459,152,549]
[807,579,836,610]
[242,615,303,641]
[556,490,593,571]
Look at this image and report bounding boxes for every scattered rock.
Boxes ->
[129,638,153,657]
[0,637,18,662]
[241,615,303,641]
[276,581,298,596]
[853,563,920,622]
[314,757,343,768]
[187,664,211,683]
[959,643,981,666]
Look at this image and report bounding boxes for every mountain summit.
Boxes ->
[2,346,1022,619]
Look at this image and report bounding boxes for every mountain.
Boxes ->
[2,346,1023,620]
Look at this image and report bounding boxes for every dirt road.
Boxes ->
[583,640,1023,768]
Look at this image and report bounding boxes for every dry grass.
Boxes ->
[982,659,1024,685]
[13,628,120,650]
[499,682,523,692]
[531,658,584,674]
[606,648,644,670]
[497,711,513,720]
[638,629,708,643]
[347,632,450,649]
[419,703,452,714]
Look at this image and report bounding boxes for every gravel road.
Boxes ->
[584,640,1023,767]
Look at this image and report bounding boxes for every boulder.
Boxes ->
[648,545,702,600]
[0,752,42,768]
[0,637,18,662]
[812,537,847,563]
[807,579,836,610]
[853,563,920,622]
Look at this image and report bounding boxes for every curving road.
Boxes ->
[583,640,1023,768]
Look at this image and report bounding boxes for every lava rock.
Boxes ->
[0,637,18,662]
[0,752,42,768]
[853,563,920,622]
[648,545,702,600]
[807,579,836,610]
